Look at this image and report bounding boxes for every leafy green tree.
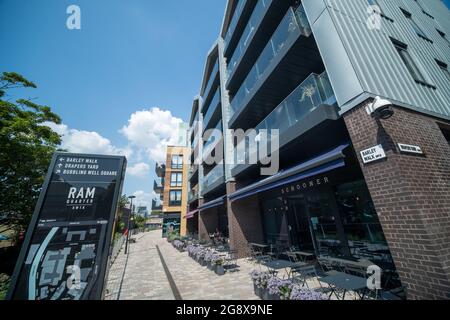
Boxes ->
[0,72,62,236]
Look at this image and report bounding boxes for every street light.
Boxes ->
[124,195,136,254]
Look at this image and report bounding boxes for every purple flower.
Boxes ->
[290,285,327,300]
[267,277,294,298]
[249,270,271,289]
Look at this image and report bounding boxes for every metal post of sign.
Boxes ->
[125,195,136,254]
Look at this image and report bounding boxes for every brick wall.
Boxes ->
[226,182,265,258]
[343,100,450,300]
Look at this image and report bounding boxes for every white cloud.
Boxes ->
[132,190,155,210]
[45,122,132,158]
[127,162,150,178]
[120,107,183,164]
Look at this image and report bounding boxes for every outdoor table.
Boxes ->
[319,271,369,300]
[250,243,269,249]
[291,251,315,262]
[262,259,304,278]
[321,256,374,271]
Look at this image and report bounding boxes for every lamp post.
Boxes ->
[125,195,136,254]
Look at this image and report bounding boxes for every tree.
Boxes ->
[0,72,62,236]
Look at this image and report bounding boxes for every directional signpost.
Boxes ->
[7,153,127,300]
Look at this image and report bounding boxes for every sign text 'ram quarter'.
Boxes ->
[360,145,387,164]
[398,143,424,155]
[7,153,127,300]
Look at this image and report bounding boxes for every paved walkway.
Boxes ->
[104,230,259,300]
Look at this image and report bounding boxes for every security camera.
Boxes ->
[365,96,394,119]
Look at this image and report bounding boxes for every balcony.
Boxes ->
[225,0,292,91]
[188,184,200,203]
[202,164,225,196]
[226,0,272,81]
[224,0,249,50]
[203,121,223,164]
[231,72,339,177]
[189,164,199,183]
[151,199,162,211]
[155,163,166,178]
[202,88,221,131]
[228,5,324,130]
[202,61,219,105]
[153,179,164,194]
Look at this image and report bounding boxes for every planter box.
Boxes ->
[215,265,225,276]
[254,284,264,298]
[263,290,280,301]
[207,262,214,270]
[199,258,207,267]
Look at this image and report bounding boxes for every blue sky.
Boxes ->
[0,0,226,209]
[0,0,449,209]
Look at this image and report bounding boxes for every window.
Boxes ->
[171,154,183,169]
[169,190,182,206]
[170,172,183,187]
[436,29,450,46]
[392,39,433,87]
[414,0,434,19]
[401,9,431,42]
[436,60,450,83]
[171,154,183,170]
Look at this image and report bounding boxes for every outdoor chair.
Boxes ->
[344,264,367,278]
[291,265,320,290]
[224,250,239,272]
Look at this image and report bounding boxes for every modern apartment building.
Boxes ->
[187,0,450,299]
[154,146,190,237]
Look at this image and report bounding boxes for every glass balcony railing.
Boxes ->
[203,61,219,100]
[203,121,223,157]
[224,0,247,50]
[229,5,311,119]
[188,185,199,201]
[203,88,221,129]
[202,164,225,192]
[232,71,336,168]
[226,0,272,79]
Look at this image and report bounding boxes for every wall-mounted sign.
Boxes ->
[360,145,386,164]
[7,153,127,300]
[398,143,424,155]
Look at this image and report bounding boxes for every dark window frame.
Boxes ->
[391,38,435,89]
[170,172,183,187]
[435,59,450,83]
[171,154,183,169]
[400,8,433,43]
[169,190,182,206]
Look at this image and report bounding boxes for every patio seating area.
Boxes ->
[247,242,406,300]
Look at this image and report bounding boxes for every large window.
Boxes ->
[436,29,450,46]
[392,39,432,86]
[170,172,183,187]
[401,9,431,41]
[169,190,182,206]
[436,60,450,83]
[171,154,183,169]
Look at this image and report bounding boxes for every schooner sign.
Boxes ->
[7,153,127,300]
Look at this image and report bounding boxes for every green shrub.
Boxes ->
[0,274,11,300]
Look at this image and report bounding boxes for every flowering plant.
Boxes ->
[204,250,214,263]
[211,254,224,266]
[194,248,207,260]
[173,240,185,250]
[267,277,294,299]
[290,285,327,300]
[249,270,271,289]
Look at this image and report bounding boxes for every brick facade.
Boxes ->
[198,207,219,241]
[343,100,450,300]
[226,182,265,258]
